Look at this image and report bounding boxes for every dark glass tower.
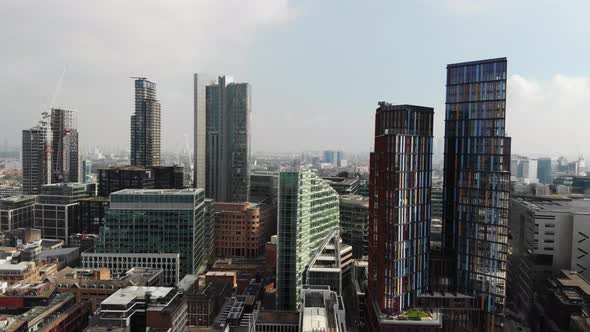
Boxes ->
[442,58,511,330]
[51,108,79,183]
[368,104,433,319]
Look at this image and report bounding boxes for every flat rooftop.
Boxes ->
[516,198,590,214]
[340,194,369,207]
[111,188,203,195]
[101,286,173,306]
[557,271,590,297]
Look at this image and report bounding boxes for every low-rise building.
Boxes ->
[178,274,234,327]
[0,195,36,232]
[300,285,347,332]
[82,252,180,286]
[89,286,186,331]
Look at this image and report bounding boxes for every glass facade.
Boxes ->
[368,103,433,316]
[276,169,339,310]
[537,157,552,184]
[97,189,206,277]
[442,58,511,329]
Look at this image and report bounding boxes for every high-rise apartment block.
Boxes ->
[367,103,433,328]
[130,78,161,167]
[200,75,251,202]
[97,188,207,277]
[50,108,79,183]
[277,169,339,310]
[442,58,511,330]
[22,121,52,195]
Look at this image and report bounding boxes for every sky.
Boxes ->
[2,0,590,158]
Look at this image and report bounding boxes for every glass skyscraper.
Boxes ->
[442,58,511,330]
[537,157,552,184]
[368,103,433,327]
[97,188,207,277]
[130,78,161,167]
[276,169,339,310]
[204,76,251,202]
[50,108,79,183]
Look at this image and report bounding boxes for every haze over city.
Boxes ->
[2,0,590,156]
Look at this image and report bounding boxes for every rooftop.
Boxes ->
[340,194,369,207]
[556,270,590,297]
[516,197,590,214]
[111,188,203,195]
[446,57,507,68]
[101,286,173,306]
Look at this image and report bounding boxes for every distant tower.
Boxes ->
[205,76,251,202]
[577,155,587,176]
[51,108,79,183]
[22,113,52,194]
[130,77,161,167]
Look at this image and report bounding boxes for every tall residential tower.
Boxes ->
[50,108,79,183]
[368,103,434,329]
[130,77,161,167]
[442,58,511,330]
[22,113,52,195]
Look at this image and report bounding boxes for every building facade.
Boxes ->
[97,189,206,277]
[205,76,251,202]
[97,166,154,197]
[78,196,108,234]
[339,194,369,259]
[22,123,52,195]
[368,103,433,326]
[193,73,214,190]
[537,157,553,185]
[50,108,79,183]
[82,252,180,286]
[130,78,161,167]
[442,58,511,330]
[0,195,36,232]
[34,183,88,244]
[214,202,273,258]
[277,169,339,310]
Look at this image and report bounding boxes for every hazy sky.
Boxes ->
[2,0,590,157]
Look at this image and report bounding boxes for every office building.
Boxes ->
[130,77,161,167]
[323,150,344,167]
[509,197,590,314]
[323,176,360,195]
[193,73,214,190]
[300,285,347,332]
[442,58,510,330]
[50,108,79,183]
[82,252,180,286]
[537,157,553,184]
[0,195,36,232]
[277,169,339,310]
[205,75,251,202]
[22,120,52,195]
[339,194,369,259]
[97,188,206,276]
[177,275,233,327]
[367,103,433,330]
[152,165,184,189]
[81,159,92,183]
[250,171,278,203]
[89,286,186,331]
[34,183,88,244]
[78,196,108,234]
[255,311,300,332]
[521,158,538,183]
[97,165,154,196]
[214,202,273,258]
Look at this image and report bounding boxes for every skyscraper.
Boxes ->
[193,73,213,190]
[276,169,339,310]
[367,103,433,328]
[442,58,510,330]
[130,77,161,167]
[22,114,52,195]
[50,108,79,183]
[205,76,251,202]
[537,158,552,184]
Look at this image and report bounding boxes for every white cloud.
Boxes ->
[508,74,590,157]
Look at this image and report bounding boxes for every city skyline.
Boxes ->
[2,1,590,156]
